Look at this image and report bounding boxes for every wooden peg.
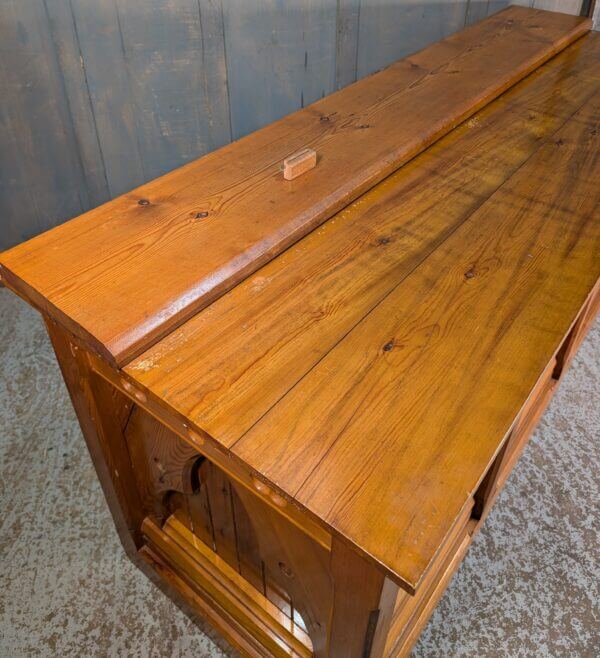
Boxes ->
[282,148,317,180]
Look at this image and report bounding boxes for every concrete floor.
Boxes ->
[1,287,599,657]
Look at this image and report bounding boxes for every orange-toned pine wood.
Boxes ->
[125,33,600,592]
[0,7,591,366]
[3,12,599,658]
[232,90,599,591]
[125,32,600,450]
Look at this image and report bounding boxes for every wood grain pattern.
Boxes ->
[123,405,201,519]
[44,0,111,209]
[140,545,270,658]
[232,90,599,590]
[115,0,232,180]
[44,320,144,557]
[0,0,89,246]
[335,0,361,90]
[201,461,240,572]
[126,33,600,449]
[68,0,146,197]
[385,499,474,655]
[5,12,599,655]
[143,516,313,657]
[222,0,338,139]
[230,479,333,657]
[356,0,467,78]
[327,538,397,658]
[1,7,590,366]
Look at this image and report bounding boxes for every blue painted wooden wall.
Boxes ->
[0,0,582,250]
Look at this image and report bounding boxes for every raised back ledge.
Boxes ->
[0,7,591,367]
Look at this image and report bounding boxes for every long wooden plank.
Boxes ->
[222,0,338,138]
[0,0,89,250]
[68,0,146,197]
[232,91,600,590]
[143,517,311,657]
[44,0,110,210]
[125,33,600,450]
[356,0,467,78]
[0,7,590,366]
[116,0,231,179]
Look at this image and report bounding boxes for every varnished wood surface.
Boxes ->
[126,36,600,591]
[0,7,591,366]
[143,516,313,657]
[126,33,600,448]
[236,91,599,589]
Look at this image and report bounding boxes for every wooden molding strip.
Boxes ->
[142,516,312,657]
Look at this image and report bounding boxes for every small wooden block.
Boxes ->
[282,148,317,181]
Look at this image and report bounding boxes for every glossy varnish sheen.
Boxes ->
[0,7,591,366]
[128,34,600,590]
[127,33,600,450]
[1,11,598,657]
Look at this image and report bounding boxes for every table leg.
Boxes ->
[44,318,144,557]
[328,537,398,657]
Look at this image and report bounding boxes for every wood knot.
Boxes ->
[464,268,475,280]
[278,562,295,579]
[138,198,150,206]
[383,341,394,352]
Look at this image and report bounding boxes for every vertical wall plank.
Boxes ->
[69,0,146,197]
[532,0,583,14]
[335,0,361,90]
[115,0,231,181]
[486,0,534,18]
[1,0,588,252]
[45,0,111,209]
[356,0,468,78]
[0,0,88,250]
[465,0,491,25]
[222,0,338,139]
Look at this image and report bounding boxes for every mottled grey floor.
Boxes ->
[1,288,598,657]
